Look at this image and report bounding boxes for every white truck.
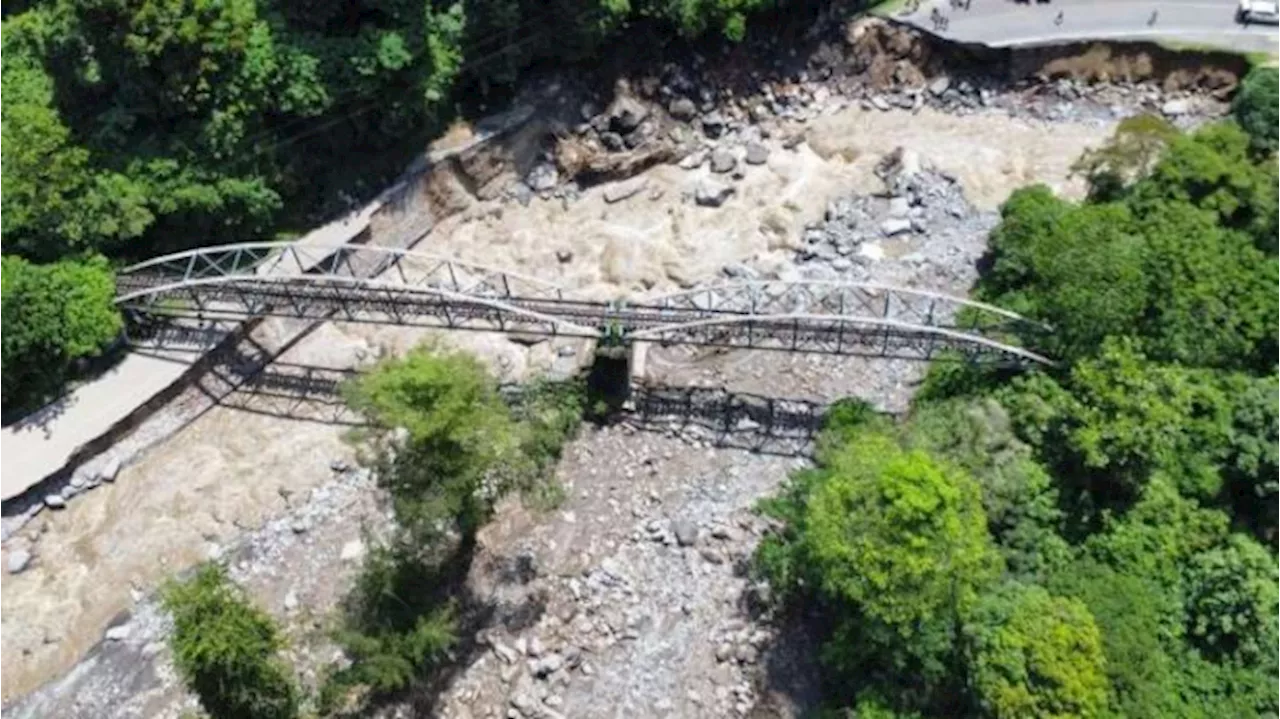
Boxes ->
[1238,0,1280,24]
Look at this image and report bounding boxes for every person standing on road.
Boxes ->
[1148,9,1159,24]
[1054,10,1064,25]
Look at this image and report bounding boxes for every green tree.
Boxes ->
[1220,372,1279,543]
[996,341,1241,504]
[904,398,1069,581]
[342,344,519,541]
[1232,66,1279,154]
[1128,122,1278,254]
[1,12,153,260]
[758,428,1002,706]
[978,187,1146,363]
[1183,533,1278,663]
[1072,113,1179,200]
[1047,561,1183,719]
[161,564,299,719]
[803,432,1001,641]
[326,542,458,701]
[1,254,123,412]
[1135,200,1276,372]
[964,583,1109,719]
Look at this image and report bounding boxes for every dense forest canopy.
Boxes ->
[757,114,1279,718]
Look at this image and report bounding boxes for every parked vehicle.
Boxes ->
[1239,0,1280,24]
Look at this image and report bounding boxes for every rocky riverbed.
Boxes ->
[10,126,1033,719]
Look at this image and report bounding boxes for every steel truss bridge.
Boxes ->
[116,242,1053,365]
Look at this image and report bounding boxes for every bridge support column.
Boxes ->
[585,338,636,418]
[629,341,649,386]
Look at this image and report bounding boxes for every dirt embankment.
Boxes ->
[845,16,1247,93]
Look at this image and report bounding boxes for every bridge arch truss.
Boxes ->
[116,243,1053,365]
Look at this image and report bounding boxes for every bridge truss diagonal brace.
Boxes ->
[627,313,1055,366]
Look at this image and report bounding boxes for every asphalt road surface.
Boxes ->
[895,0,1279,54]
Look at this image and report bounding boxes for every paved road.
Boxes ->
[895,0,1279,54]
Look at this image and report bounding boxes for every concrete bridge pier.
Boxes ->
[584,336,643,416]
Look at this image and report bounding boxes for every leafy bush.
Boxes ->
[903,398,1069,580]
[1,254,122,412]
[325,542,459,705]
[995,340,1268,508]
[758,425,1001,708]
[342,344,519,542]
[1183,533,1278,663]
[964,583,1109,719]
[161,565,299,719]
[1232,66,1279,154]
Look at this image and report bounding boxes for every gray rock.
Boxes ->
[672,519,699,547]
[608,95,650,134]
[669,97,698,121]
[715,643,734,662]
[678,149,709,170]
[44,494,67,510]
[928,76,951,96]
[527,636,545,658]
[555,249,574,263]
[290,519,309,534]
[1161,99,1192,117]
[735,643,759,664]
[511,691,539,715]
[599,131,625,152]
[532,652,565,678]
[695,181,734,208]
[603,177,648,204]
[710,149,736,174]
[283,591,299,612]
[339,539,365,562]
[887,197,911,218]
[710,525,737,541]
[700,547,725,564]
[97,458,121,484]
[744,143,769,165]
[493,641,520,664]
[105,624,132,642]
[8,549,32,575]
[880,218,913,236]
[701,112,727,138]
[526,163,558,192]
[870,96,891,112]
[721,263,758,280]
